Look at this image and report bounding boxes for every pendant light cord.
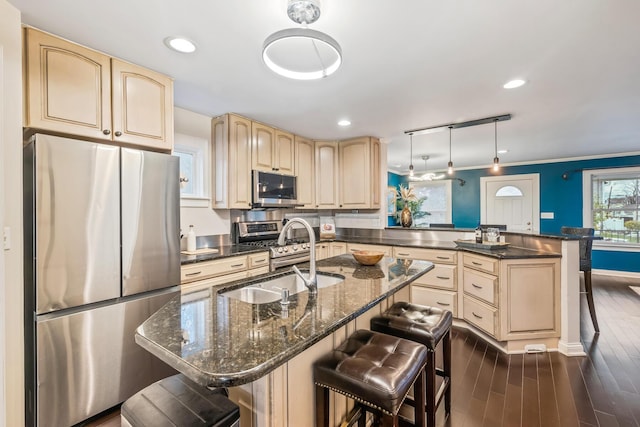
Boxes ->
[409,133,414,176]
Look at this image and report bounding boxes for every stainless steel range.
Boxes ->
[235,220,312,271]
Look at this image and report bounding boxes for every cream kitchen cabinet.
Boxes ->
[329,241,347,257]
[251,123,295,175]
[314,141,340,209]
[212,114,253,209]
[180,252,269,292]
[315,242,330,260]
[393,247,458,316]
[294,136,315,208]
[338,137,381,209]
[24,27,173,151]
[462,252,561,348]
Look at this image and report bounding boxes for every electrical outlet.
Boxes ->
[3,226,10,250]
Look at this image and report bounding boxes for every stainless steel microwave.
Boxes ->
[252,170,299,208]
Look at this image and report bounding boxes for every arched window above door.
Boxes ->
[495,185,524,197]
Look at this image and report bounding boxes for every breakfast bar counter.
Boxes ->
[135,255,434,388]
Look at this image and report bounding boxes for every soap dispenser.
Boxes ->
[187,225,196,252]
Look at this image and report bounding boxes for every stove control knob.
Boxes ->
[283,247,289,252]
[301,243,307,249]
[277,247,284,253]
[292,245,298,251]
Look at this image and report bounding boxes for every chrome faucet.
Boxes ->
[278,218,317,294]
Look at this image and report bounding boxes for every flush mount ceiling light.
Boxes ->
[263,0,342,80]
[338,119,351,126]
[164,36,196,53]
[504,79,526,89]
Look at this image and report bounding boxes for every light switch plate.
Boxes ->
[3,226,10,250]
[540,212,554,219]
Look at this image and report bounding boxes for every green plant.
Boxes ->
[393,184,428,224]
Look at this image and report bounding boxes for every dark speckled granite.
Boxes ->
[135,255,433,388]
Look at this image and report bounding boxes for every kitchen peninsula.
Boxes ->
[136,255,434,426]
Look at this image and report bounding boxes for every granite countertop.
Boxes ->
[136,255,434,388]
[180,244,268,265]
[323,236,561,259]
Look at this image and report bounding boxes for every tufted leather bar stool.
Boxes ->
[314,329,428,427]
[370,302,453,427]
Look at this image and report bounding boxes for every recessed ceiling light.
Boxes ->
[503,79,526,89]
[498,149,509,154]
[164,36,196,53]
[338,119,351,126]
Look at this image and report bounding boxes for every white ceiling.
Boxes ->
[9,0,640,174]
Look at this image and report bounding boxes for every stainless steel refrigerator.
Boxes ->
[24,134,181,427]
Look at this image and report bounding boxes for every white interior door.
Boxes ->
[481,174,540,233]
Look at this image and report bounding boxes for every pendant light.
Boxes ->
[492,119,500,172]
[447,126,454,175]
[408,133,414,177]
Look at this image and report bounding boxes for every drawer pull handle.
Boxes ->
[436,301,451,306]
[436,256,449,260]
[472,283,483,289]
[254,258,267,263]
[472,261,483,266]
[231,263,244,268]
[185,271,202,277]
[472,312,483,319]
[436,276,450,280]
[398,252,410,256]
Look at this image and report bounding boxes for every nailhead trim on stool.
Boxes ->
[313,329,428,427]
[371,302,453,427]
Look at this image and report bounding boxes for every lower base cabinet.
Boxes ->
[180,252,269,292]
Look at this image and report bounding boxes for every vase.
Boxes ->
[400,203,412,228]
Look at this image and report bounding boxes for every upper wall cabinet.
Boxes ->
[315,141,340,209]
[24,27,174,152]
[295,136,315,208]
[212,114,253,209]
[251,122,295,174]
[339,137,381,209]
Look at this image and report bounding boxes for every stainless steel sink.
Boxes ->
[222,271,344,304]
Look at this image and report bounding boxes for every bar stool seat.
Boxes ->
[371,302,453,427]
[121,374,240,427]
[314,329,428,427]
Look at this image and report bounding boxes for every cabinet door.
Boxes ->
[295,136,315,208]
[251,122,275,172]
[274,130,295,174]
[25,28,112,140]
[315,141,340,209]
[370,138,382,208]
[229,115,253,208]
[111,59,174,151]
[339,137,371,209]
[330,242,347,257]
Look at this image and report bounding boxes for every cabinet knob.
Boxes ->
[102,129,111,135]
[114,131,123,137]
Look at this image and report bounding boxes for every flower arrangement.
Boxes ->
[394,184,429,225]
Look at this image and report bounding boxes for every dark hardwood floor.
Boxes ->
[84,273,640,427]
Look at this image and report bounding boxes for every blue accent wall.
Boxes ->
[391,155,640,272]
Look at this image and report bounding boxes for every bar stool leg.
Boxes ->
[415,368,427,427]
[584,270,600,333]
[316,384,330,427]
[425,350,436,427]
[443,330,452,414]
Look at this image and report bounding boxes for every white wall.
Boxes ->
[0,1,24,426]
[174,107,230,238]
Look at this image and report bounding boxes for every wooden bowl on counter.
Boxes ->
[352,250,385,266]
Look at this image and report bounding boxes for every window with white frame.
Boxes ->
[410,180,452,226]
[583,166,640,248]
[174,133,210,207]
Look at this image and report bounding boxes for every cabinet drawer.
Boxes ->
[411,286,457,317]
[347,243,392,256]
[248,252,269,269]
[463,253,499,275]
[181,255,248,284]
[181,271,248,293]
[463,296,497,336]
[248,266,270,277]
[414,264,457,290]
[393,247,456,264]
[463,268,498,306]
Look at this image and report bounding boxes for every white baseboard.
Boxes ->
[558,340,586,357]
[592,269,640,279]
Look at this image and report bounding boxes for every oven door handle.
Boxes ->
[270,254,311,270]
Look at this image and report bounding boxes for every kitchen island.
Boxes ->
[136,255,434,426]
